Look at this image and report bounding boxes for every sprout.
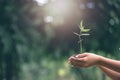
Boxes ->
[74,21,90,53]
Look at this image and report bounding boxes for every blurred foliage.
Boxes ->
[0,0,120,80]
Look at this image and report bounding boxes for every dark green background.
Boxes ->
[0,0,120,80]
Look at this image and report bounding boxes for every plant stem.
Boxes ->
[80,39,82,53]
[79,32,82,53]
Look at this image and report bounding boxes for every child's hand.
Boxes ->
[68,53,102,68]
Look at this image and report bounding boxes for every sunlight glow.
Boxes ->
[44,0,75,26]
[44,16,53,23]
[35,0,80,26]
[35,0,48,6]
[51,0,72,16]
[79,4,85,9]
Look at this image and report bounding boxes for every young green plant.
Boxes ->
[73,21,90,53]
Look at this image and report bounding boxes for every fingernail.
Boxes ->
[75,55,78,58]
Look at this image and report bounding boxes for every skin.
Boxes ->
[68,53,120,80]
[98,66,120,80]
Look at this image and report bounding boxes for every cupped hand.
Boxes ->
[69,53,102,68]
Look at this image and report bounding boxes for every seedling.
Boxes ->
[73,21,90,53]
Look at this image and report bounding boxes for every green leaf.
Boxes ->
[80,20,83,28]
[79,21,90,32]
[73,32,80,36]
[81,29,90,32]
[81,33,90,36]
[79,21,84,30]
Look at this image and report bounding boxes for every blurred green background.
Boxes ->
[0,0,120,80]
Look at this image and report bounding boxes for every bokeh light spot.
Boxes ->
[109,19,115,25]
[44,16,53,23]
[35,0,48,6]
[87,2,95,9]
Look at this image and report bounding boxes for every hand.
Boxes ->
[69,53,102,68]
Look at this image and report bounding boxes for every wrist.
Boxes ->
[96,55,104,65]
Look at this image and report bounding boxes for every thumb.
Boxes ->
[78,58,86,62]
[74,57,86,63]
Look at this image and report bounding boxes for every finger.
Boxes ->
[73,58,86,63]
[75,53,87,58]
[69,59,75,65]
[70,60,84,64]
[69,56,76,61]
[71,61,84,67]
[72,60,89,68]
[69,59,77,65]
